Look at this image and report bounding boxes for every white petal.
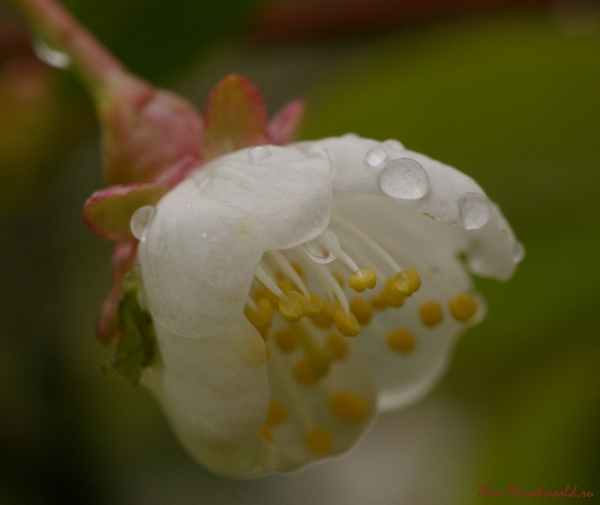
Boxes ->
[141,316,274,476]
[298,136,521,281]
[137,145,332,337]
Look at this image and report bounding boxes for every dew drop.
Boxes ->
[249,145,270,162]
[130,205,156,241]
[365,145,389,167]
[512,241,525,263]
[33,37,71,69]
[378,158,430,199]
[458,192,491,230]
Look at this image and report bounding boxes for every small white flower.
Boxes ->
[132,135,522,477]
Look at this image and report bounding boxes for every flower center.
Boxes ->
[244,212,480,372]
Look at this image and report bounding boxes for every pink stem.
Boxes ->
[8,0,123,95]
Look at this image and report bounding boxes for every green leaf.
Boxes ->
[102,276,157,385]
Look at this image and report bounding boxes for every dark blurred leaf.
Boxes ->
[62,0,265,83]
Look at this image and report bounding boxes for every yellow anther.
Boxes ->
[419,300,443,327]
[293,356,330,386]
[349,297,373,325]
[326,333,349,360]
[381,278,406,307]
[279,291,307,322]
[332,271,345,287]
[257,424,273,443]
[258,297,275,322]
[277,276,296,294]
[329,391,369,421]
[305,427,333,454]
[348,268,377,293]
[306,292,325,317]
[266,399,288,426]
[370,295,387,310]
[273,328,297,353]
[387,328,416,354]
[245,300,274,341]
[309,300,336,328]
[448,293,477,322]
[265,343,271,360]
[253,287,279,307]
[394,268,421,296]
[334,309,361,337]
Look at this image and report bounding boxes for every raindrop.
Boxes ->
[33,37,71,69]
[365,145,389,167]
[458,192,491,230]
[305,230,340,264]
[378,158,430,200]
[512,241,525,263]
[130,205,156,241]
[249,145,270,162]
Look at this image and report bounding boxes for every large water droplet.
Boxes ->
[458,192,491,230]
[130,205,156,241]
[512,241,525,263]
[378,158,430,199]
[365,145,389,167]
[33,38,71,69]
[249,145,270,162]
[305,230,341,264]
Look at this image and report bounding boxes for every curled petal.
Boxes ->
[141,317,271,477]
[297,136,520,281]
[202,74,269,160]
[83,182,167,240]
[137,145,332,337]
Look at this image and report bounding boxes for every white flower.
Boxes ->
[131,134,522,477]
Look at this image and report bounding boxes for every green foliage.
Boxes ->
[102,276,157,385]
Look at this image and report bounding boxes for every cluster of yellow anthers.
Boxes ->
[242,219,479,450]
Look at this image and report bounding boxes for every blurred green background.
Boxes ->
[1,0,599,503]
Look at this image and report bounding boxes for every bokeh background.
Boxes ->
[1,0,599,503]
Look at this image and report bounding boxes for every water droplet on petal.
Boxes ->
[130,205,156,241]
[458,192,491,230]
[378,158,430,199]
[305,230,340,264]
[512,241,525,263]
[383,139,404,151]
[249,145,270,162]
[201,231,207,238]
[365,145,389,167]
[33,38,71,69]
